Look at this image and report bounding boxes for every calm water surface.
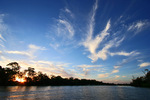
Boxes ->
[0,86,150,100]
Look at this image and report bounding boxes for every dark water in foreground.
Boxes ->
[0,86,150,100]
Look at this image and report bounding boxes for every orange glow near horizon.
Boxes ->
[15,77,26,83]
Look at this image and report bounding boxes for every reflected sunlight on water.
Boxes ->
[0,86,150,100]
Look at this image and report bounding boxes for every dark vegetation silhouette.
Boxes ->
[0,62,115,86]
[131,69,150,88]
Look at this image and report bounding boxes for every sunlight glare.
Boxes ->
[15,77,25,83]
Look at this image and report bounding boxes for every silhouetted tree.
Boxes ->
[24,67,36,78]
[131,69,150,87]
[7,62,20,74]
[0,66,6,85]
[36,71,50,85]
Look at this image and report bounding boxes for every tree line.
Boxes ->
[0,62,115,86]
[131,69,150,88]
[2,62,149,87]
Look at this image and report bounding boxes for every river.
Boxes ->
[0,86,150,100]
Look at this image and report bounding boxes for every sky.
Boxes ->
[0,0,150,83]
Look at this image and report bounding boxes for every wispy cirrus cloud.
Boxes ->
[5,44,46,59]
[110,51,139,56]
[86,0,98,40]
[57,19,74,39]
[0,14,7,32]
[48,7,75,50]
[81,0,141,63]
[28,44,46,50]
[116,53,140,67]
[76,64,103,68]
[49,43,60,50]
[0,34,5,41]
[0,41,5,48]
[0,13,7,47]
[82,0,110,57]
[88,36,126,62]
[81,0,111,62]
[6,51,30,57]
[82,17,142,63]
[139,62,150,68]
[83,20,110,58]
[64,8,74,18]
[128,20,149,34]
[0,14,7,34]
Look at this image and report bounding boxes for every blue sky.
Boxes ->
[0,0,150,83]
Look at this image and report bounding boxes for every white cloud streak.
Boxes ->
[0,14,7,48]
[82,4,111,62]
[0,14,5,23]
[49,43,60,50]
[87,0,98,40]
[128,20,149,34]
[28,44,46,50]
[83,1,111,58]
[88,37,125,62]
[76,64,103,68]
[98,73,109,78]
[48,8,76,51]
[58,19,75,39]
[114,66,120,69]
[5,44,46,59]
[139,62,150,68]
[111,69,119,73]
[0,14,7,33]
[0,34,5,41]
[6,51,30,56]
[110,51,138,56]
[116,52,140,67]
[83,20,110,56]
[81,2,138,63]
[81,3,145,63]
[65,8,74,18]
[0,43,4,48]
[85,28,139,62]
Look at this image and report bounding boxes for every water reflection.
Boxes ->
[0,86,150,100]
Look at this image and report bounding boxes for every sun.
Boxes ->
[15,77,26,83]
